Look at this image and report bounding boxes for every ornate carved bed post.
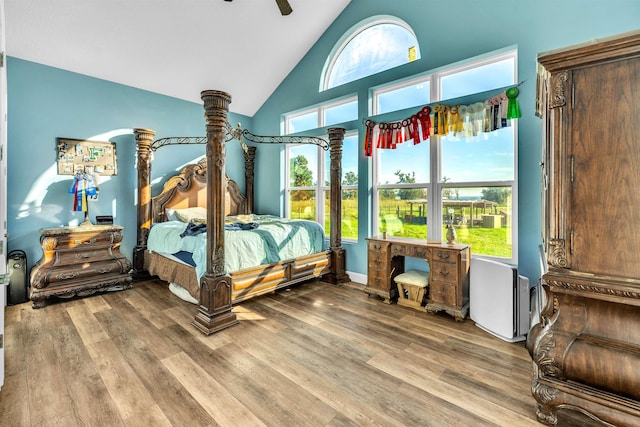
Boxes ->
[244,146,256,213]
[192,90,239,335]
[324,127,349,284]
[133,128,156,278]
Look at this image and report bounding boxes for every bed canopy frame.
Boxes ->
[133,90,348,335]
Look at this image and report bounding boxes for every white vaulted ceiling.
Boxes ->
[5,0,351,116]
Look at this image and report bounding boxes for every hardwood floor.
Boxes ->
[1,279,601,426]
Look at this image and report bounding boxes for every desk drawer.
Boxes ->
[430,282,457,306]
[432,249,457,264]
[430,261,458,284]
[408,246,429,258]
[368,241,389,253]
[368,257,387,271]
[391,245,408,256]
[368,249,387,263]
[367,271,389,290]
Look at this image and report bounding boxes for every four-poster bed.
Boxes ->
[133,89,348,334]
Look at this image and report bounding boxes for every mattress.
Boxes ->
[146,214,326,285]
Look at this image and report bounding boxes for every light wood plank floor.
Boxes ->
[1,279,600,426]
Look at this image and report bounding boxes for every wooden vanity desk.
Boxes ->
[365,236,470,321]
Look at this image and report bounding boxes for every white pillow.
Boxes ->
[230,214,254,224]
[173,207,207,223]
[165,208,178,221]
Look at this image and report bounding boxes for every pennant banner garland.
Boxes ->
[363,86,522,156]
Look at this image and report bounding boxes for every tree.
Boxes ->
[291,155,314,201]
[481,187,509,204]
[343,171,358,185]
[379,189,396,200]
[342,171,358,200]
[395,170,425,200]
[291,155,313,187]
[442,176,451,200]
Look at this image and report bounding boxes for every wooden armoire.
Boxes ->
[527,31,640,425]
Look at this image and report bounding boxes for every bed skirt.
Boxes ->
[144,249,332,304]
[145,250,200,299]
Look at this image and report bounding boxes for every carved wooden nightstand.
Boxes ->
[29,224,132,308]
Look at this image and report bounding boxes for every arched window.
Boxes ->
[321,16,420,91]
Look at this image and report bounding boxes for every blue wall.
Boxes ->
[7,0,640,285]
[250,0,640,283]
[7,58,251,271]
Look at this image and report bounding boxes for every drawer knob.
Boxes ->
[439,269,449,276]
[437,252,450,259]
[75,252,96,259]
[74,238,97,245]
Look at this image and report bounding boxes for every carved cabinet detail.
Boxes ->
[527,31,640,426]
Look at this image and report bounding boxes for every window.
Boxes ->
[372,50,518,263]
[373,75,431,115]
[440,57,516,100]
[287,111,318,135]
[374,139,430,239]
[283,97,359,241]
[286,131,359,241]
[324,133,359,240]
[288,143,318,219]
[321,16,420,91]
[284,97,357,134]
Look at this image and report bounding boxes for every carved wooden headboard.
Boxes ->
[133,127,257,274]
[151,158,248,224]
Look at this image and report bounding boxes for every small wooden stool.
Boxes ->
[394,270,429,310]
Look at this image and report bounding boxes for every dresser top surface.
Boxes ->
[367,236,470,250]
[40,224,123,235]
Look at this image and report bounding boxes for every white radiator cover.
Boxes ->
[469,258,530,343]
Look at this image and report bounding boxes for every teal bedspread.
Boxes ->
[146,215,326,281]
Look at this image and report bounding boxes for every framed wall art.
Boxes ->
[56,137,118,176]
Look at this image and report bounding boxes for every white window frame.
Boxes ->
[320,15,420,92]
[371,48,519,264]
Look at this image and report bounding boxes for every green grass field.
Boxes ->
[291,196,512,258]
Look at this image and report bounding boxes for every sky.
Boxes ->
[288,31,516,194]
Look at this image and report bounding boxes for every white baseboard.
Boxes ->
[347,271,366,285]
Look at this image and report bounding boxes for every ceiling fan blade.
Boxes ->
[275,0,292,15]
